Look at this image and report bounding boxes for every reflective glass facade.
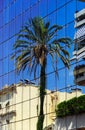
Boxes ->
[0,0,85,130]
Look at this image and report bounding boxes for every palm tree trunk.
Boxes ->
[37,60,46,130]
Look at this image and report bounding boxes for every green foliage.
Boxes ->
[11,16,72,130]
[11,17,72,75]
[37,115,44,130]
[56,95,85,117]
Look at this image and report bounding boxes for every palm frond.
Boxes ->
[13,40,30,48]
[16,50,31,61]
[16,55,33,72]
[11,16,71,75]
[57,38,72,48]
[45,22,50,29]
[48,25,62,32]
[55,48,70,69]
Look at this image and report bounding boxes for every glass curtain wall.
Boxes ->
[0,0,85,130]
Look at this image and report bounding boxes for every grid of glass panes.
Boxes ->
[0,0,85,130]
